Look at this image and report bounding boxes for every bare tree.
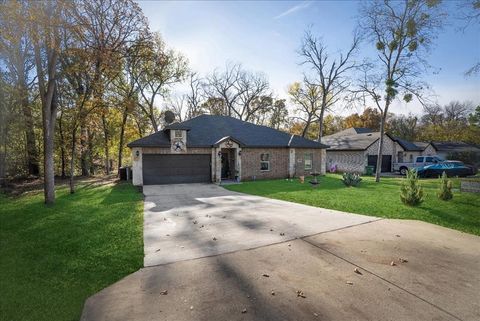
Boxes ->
[288,80,322,137]
[444,101,474,122]
[298,29,360,142]
[205,63,271,120]
[185,72,206,119]
[421,104,444,125]
[358,0,445,182]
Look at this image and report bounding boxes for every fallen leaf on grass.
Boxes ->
[241,308,247,314]
[346,281,353,285]
[354,267,362,275]
[160,290,168,295]
[296,290,306,298]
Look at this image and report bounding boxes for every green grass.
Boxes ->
[0,182,144,321]
[225,174,480,236]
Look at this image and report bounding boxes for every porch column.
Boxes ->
[288,148,296,178]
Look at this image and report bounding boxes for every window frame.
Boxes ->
[260,153,270,171]
[304,153,313,170]
[416,156,424,163]
[174,130,183,138]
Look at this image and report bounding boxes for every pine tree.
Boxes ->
[400,169,424,206]
[437,171,453,201]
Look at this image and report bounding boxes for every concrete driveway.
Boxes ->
[142,184,378,267]
[81,184,480,321]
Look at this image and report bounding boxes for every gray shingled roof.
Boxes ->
[430,141,480,153]
[394,137,423,151]
[322,132,381,151]
[413,141,429,150]
[127,115,329,149]
[326,127,374,137]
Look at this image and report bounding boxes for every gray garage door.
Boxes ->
[142,154,211,185]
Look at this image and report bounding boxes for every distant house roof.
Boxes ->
[430,141,480,153]
[394,137,423,151]
[323,131,385,151]
[326,127,375,137]
[413,141,429,150]
[127,115,329,149]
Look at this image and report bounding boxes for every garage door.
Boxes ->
[142,154,211,185]
[367,155,392,173]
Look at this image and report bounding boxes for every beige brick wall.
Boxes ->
[241,148,289,180]
[422,144,436,156]
[326,151,366,173]
[366,136,396,156]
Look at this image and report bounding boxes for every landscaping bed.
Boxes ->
[225,174,480,236]
[0,182,144,321]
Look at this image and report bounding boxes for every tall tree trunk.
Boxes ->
[58,112,66,178]
[42,85,57,204]
[80,122,89,176]
[301,115,312,138]
[102,114,110,175]
[87,127,95,175]
[0,119,7,187]
[317,106,326,143]
[375,102,390,183]
[33,1,59,205]
[118,106,129,171]
[69,127,77,194]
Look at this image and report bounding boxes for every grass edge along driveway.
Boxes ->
[224,174,480,236]
[0,182,144,321]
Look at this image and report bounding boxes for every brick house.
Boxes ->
[322,128,399,173]
[322,128,426,173]
[127,115,328,185]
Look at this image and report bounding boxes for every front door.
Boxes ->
[221,152,230,179]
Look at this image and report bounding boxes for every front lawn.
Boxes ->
[225,174,480,236]
[0,182,144,321]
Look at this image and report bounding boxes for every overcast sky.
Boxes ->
[139,0,480,116]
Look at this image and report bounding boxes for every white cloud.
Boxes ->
[274,1,311,19]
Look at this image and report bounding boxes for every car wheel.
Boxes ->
[400,167,407,175]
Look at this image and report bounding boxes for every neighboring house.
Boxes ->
[322,128,399,173]
[127,115,328,185]
[394,137,424,163]
[423,141,480,159]
[324,128,480,173]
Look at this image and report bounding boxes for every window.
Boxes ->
[174,130,182,138]
[260,153,270,171]
[416,156,424,163]
[425,157,434,162]
[409,154,413,162]
[304,153,313,170]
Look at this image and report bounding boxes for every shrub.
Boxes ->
[437,171,453,201]
[400,169,424,206]
[342,172,362,187]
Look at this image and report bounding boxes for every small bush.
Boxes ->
[342,172,362,187]
[400,169,424,206]
[437,171,453,201]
